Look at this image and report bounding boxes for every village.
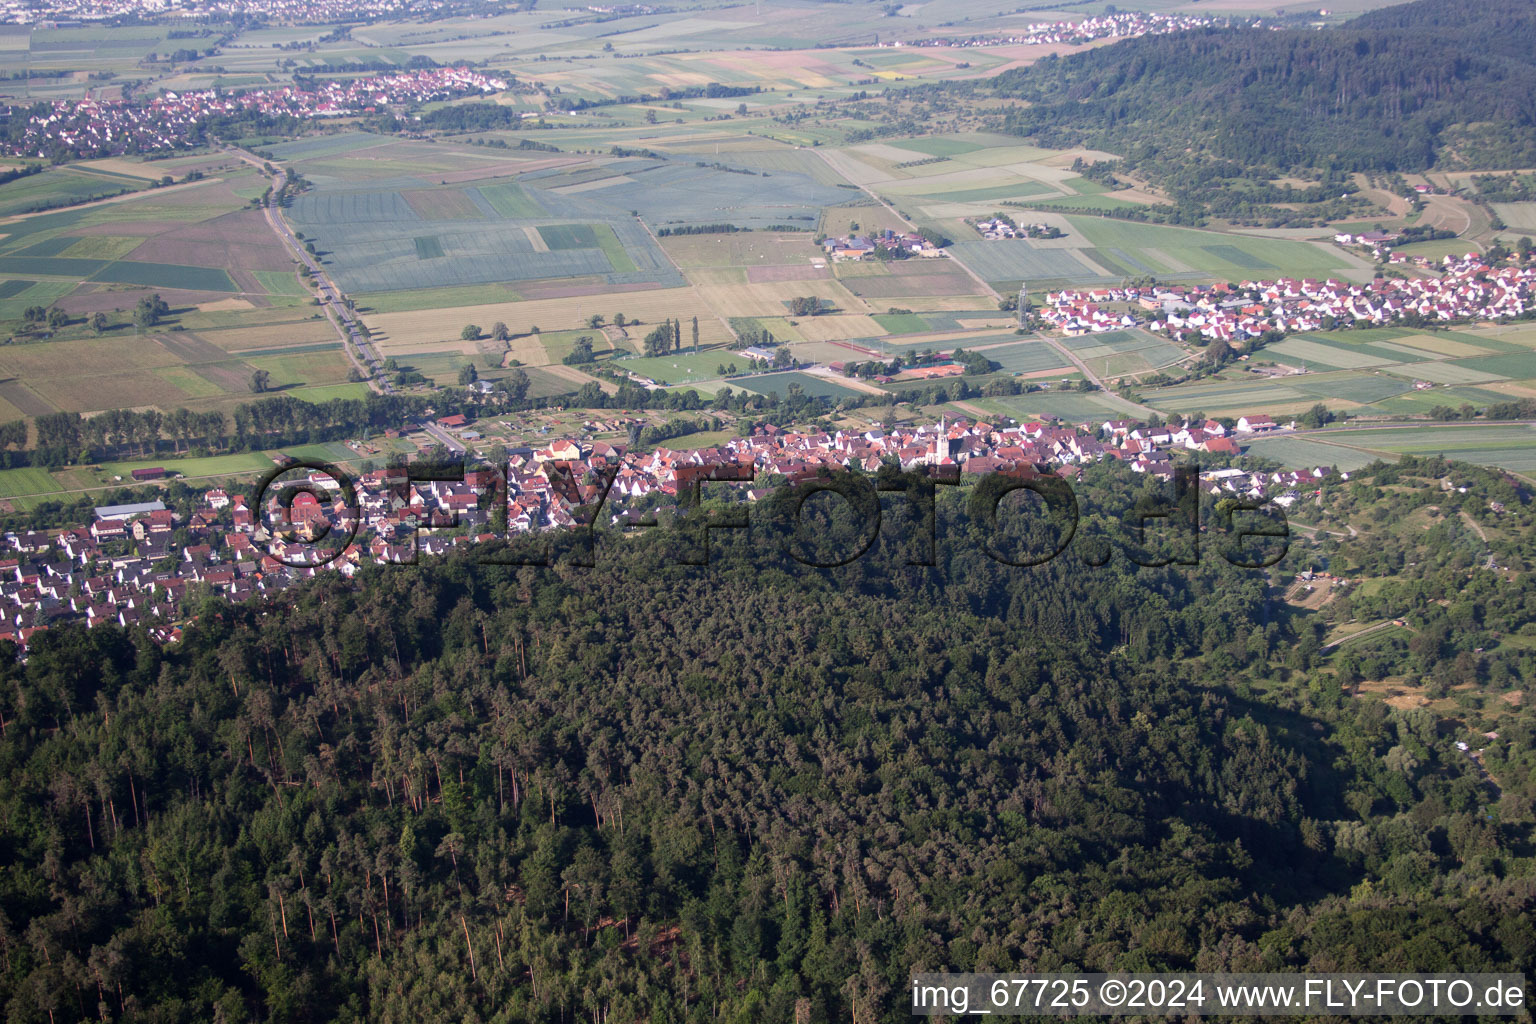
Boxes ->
[1036,252,1536,344]
[889,11,1231,49]
[3,66,507,157]
[0,407,1324,652]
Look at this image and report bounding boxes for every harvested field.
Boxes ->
[695,278,871,317]
[0,380,54,416]
[839,270,981,298]
[402,188,484,220]
[658,231,819,268]
[366,286,734,351]
[779,314,885,342]
[747,264,830,283]
[153,331,232,365]
[124,210,292,273]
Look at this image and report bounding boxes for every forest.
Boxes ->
[988,0,1536,179]
[0,461,1532,1022]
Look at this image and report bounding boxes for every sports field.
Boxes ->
[617,352,732,385]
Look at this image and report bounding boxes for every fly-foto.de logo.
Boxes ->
[250,460,1291,571]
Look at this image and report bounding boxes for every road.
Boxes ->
[420,420,467,455]
[229,147,484,461]
[224,145,391,394]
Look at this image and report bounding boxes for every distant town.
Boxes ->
[890,12,1236,49]
[3,0,454,25]
[1038,252,1535,345]
[3,67,507,158]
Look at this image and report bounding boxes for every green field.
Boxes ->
[617,352,729,384]
[478,182,546,218]
[1026,194,1144,212]
[0,466,61,499]
[0,167,140,218]
[1271,424,1536,473]
[538,224,601,250]
[355,282,523,314]
[871,312,929,334]
[1141,377,1309,414]
[1065,217,1353,279]
[746,371,865,401]
[889,137,986,158]
[254,269,310,297]
[980,340,1073,374]
[968,390,1137,422]
[1240,435,1383,471]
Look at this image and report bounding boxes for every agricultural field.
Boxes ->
[0,165,150,218]
[970,338,1073,375]
[0,165,306,346]
[1058,328,1186,379]
[743,370,867,402]
[1241,435,1390,472]
[1261,423,1536,474]
[1138,320,1536,432]
[1064,217,1361,280]
[366,286,733,354]
[1490,203,1536,231]
[965,389,1142,423]
[942,240,1101,287]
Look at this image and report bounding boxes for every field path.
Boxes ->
[223,145,387,394]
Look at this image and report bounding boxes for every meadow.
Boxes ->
[966,390,1140,422]
[616,352,734,385]
[1059,328,1185,379]
[1254,424,1536,474]
[743,371,866,401]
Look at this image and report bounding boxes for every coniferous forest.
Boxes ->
[1,463,1533,1022]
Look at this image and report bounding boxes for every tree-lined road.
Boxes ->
[225,145,391,395]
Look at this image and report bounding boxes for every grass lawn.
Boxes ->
[618,352,731,384]
[355,282,523,315]
[96,451,279,480]
[292,383,373,402]
[0,466,61,499]
[872,312,929,334]
[254,270,311,297]
[649,428,734,451]
[747,371,865,401]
